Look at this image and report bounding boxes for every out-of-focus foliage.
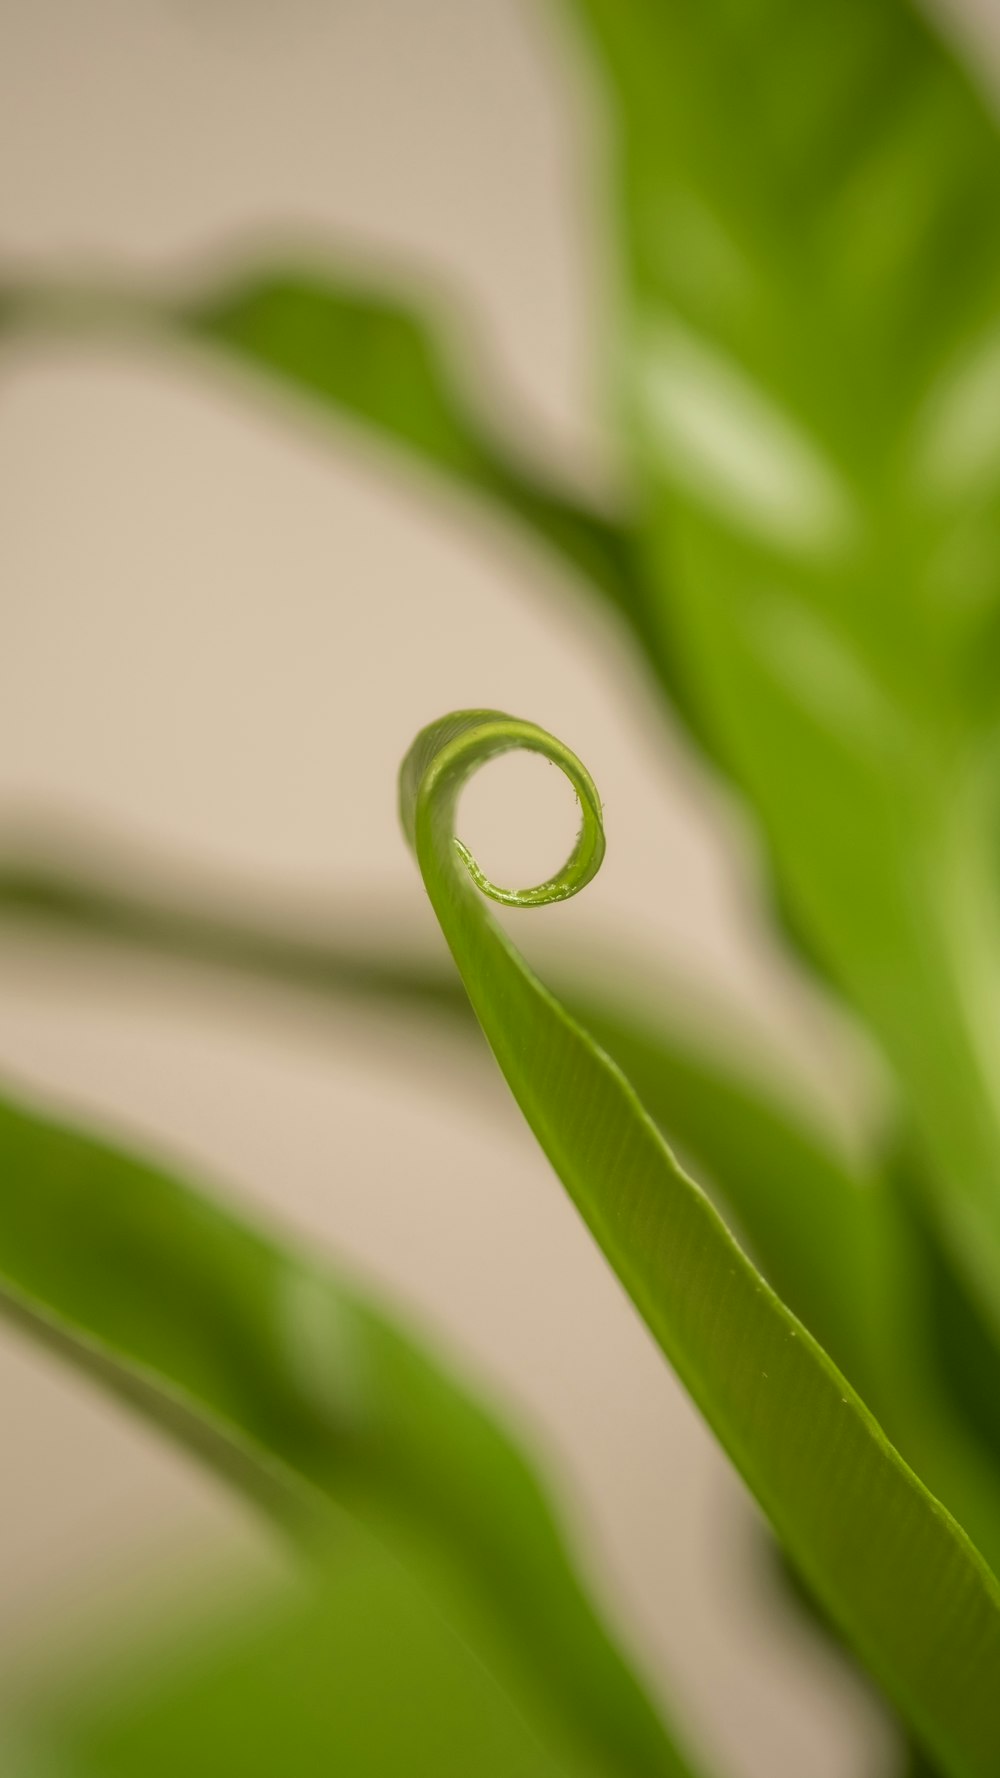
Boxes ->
[567,0,1000,1345]
[0,1093,701,1778]
[186,274,647,633]
[5,0,1000,1774]
[0,267,650,652]
[4,1537,571,1778]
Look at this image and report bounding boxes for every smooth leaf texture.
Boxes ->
[578,998,1000,1580]
[400,708,1000,1778]
[0,1092,702,1778]
[563,0,1000,1340]
[4,840,1000,1574]
[5,1542,570,1778]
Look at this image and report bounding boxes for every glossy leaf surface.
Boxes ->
[400,707,1000,1778]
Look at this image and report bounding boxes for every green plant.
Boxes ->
[4,1,1000,1774]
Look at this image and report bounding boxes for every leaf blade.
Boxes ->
[400,707,1000,1778]
[563,0,1000,1342]
[0,1089,702,1778]
[6,1543,573,1778]
[4,839,1000,1578]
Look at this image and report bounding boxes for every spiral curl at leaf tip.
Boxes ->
[399,709,605,909]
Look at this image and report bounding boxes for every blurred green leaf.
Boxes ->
[5,839,1000,1573]
[0,1091,703,1778]
[8,0,1000,1359]
[400,707,1000,1778]
[0,259,699,719]
[182,270,648,628]
[882,1139,1000,1478]
[5,1538,571,1778]
[0,265,649,652]
[561,0,1000,1341]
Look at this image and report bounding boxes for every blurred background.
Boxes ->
[4,3,1000,1774]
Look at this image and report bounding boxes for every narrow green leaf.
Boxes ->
[4,842,1000,1575]
[0,265,649,650]
[182,271,645,625]
[0,851,900,1400]
[0,1091,702,1778]
[601,1005,1000,1583]
[400,708,1000,1778]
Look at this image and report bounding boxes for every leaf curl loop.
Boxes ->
[401,709,604,908]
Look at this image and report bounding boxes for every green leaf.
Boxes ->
[0,1091,703,1778]
[4,839,1000,1576]
[6,260,695,711]
[575,994,1000,1583]
[0,265,648,648]
[0,855,880,1397]
[400,707,1000,1778]
[182,270,646,625]
[6,1540,570,1778]
[562,0,1000,1339]
[0,848,885,1406]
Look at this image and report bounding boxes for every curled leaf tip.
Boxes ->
[399,709,605,908]
[399,712,1000,1778]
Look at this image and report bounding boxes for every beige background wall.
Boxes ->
[2,3,997,1773]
